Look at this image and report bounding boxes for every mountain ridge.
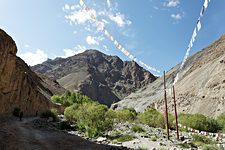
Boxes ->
[113,34,225,117]
[32,49,156,106]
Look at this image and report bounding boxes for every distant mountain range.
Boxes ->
[114,34,225,117]
[32,50,156,106]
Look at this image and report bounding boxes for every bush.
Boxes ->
[192,135,215,145]
[51,91,94,107]
[41,109,58,121]
[12,107,20,117]
[116,108,137,122]
[138,107,165,128]
[216,114,225,133]
[150,136,157,141]
[131,125,145,133]
[64,103,113,138]
[179,113,220,133]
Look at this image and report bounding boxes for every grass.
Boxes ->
[178,143,191,148]
[202,145,225,150]
[131,125,145,133]
[150,136,157,141]
[112,134,134,143]
[192,134,217,148]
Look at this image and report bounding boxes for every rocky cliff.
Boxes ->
[0,29,60,115]
[32,50,156,106]
[114,34,225,117]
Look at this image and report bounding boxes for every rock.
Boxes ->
[182,139,192,144]
[0,29,61,115]
[96,137,107,142]
[32,50,156,106]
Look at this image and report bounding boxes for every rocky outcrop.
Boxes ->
[32,50,156,106]
[0,29,59,115]
[114,34,225,117]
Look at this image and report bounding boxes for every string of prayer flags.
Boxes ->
[173,0,211,85]
[79,0,160,73]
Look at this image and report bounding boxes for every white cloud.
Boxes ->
[165,0,180,7]
[86,36,99,45]
[18,49,48,66]
[109,13,132,27]
[62,45,87,58]
[171,13,183,20]
[64,4,70,10]
[65,10,90,24]
[64,4,97,25]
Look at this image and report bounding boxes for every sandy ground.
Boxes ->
[0,117,126,150]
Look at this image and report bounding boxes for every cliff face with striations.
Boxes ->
[0,29,59,115]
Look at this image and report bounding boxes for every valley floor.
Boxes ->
[0,117,125,150]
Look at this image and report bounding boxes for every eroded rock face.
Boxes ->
[32,50,156,106]
[0,29,58,115]
[115,34,225,117]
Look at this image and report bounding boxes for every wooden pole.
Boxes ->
[173,85,179,140]
[163,71,170,140]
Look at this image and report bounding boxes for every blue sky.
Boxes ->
[0,0,225,75]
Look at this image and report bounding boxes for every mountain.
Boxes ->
[0,29,61,115]
[113,34,225,117]
[32,50,156,106]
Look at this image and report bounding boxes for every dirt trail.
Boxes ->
[0,117,124,150]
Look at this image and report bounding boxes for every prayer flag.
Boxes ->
[204,0,208,9]
[79,0,84,6]
[197,20,201,31]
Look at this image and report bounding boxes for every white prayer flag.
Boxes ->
[197,20,201,31]
[204,0,208,9]
[192,28,197,42]
[79,0,84,6]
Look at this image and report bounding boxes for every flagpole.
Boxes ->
[173,85,179,140]
[163,71,170,140]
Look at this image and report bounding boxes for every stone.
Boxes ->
[96,137,107,142]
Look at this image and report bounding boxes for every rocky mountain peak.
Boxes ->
[32,50,156,106]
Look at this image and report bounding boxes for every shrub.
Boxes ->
[116,108,137,122]
[150,136,157,141]
[41,109,58,121]
[131,125,145,133]
[64,103,113,138]
[179,113,220,133]
[216,114,225,133]
[51,91,94,107]
[12,107,20,117]
[192,135,215,145]
[138,107,165,128]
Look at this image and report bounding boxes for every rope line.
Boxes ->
[79,0,160,74]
